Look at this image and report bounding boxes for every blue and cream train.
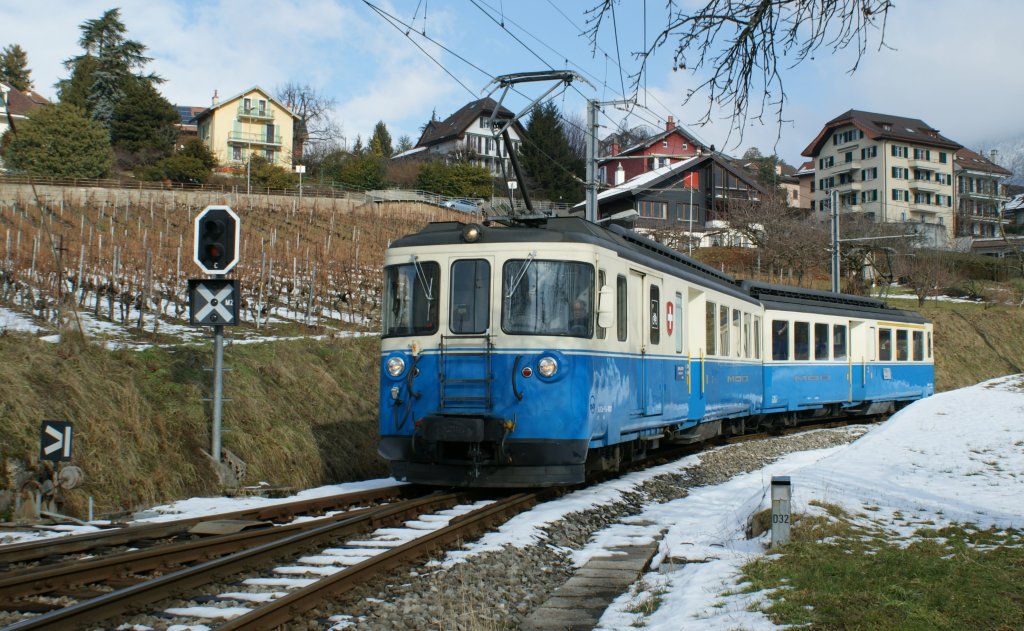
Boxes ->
[378,217,934,486]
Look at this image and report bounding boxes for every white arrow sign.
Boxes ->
[195,284,235,323]
[40,421,73,461]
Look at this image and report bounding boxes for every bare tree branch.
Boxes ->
[586,0,893,142]
[276,82,343,161]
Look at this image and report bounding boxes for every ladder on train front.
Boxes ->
[439,334,494,411]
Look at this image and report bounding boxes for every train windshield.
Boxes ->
[502,259,594,337]
[382,261,439,337]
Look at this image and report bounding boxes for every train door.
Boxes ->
[626,269,664,417]
[441,257,494,411]
[849,319,868,403]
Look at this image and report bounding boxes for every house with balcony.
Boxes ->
[953,148,1011,238]
[598,116,708,185]
[802,110,962,247]
[399,98,524,178]
[193,87,296,170]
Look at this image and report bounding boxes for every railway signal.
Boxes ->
[193,205,240,275]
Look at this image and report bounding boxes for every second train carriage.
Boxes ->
[378,217,934,487]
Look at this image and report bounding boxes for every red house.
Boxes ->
[598,116,708,185]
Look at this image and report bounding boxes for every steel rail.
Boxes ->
[0,506,381,601]
[1,492,463,631]
[219,492,541,630]
[0,484,414,565]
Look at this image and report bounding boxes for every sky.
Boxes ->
[3,0,1024,166]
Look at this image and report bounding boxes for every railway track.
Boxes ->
[0,490,545,630]
[0,484,418,568]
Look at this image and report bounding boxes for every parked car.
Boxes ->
[442,198,481,214]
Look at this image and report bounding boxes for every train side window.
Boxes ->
[732,309,742,357]
[650,285,661,345]
[719,305,730,356]
[771,320,789,361]
[879,328,892,361]
[616,275,627,342]
[706,301,717,355]
[833,324,848,360]
[927,332,932,358]
[896,329,909,361]
[814,323,829,360]
[753,316,762,360]
[597,270,607,340]
[449,259,490,334]
[794,322,810,360]
[745,311,753,356]
[912,330,924,361]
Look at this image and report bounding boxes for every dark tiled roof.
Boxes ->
[1,81,49,117]
[954,148,1013,176]
[415,98,520,148]
[802,109,961,156]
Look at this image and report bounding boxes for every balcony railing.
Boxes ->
[228,131,283,146]
[237,105,274,120]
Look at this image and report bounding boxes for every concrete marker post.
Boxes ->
[770,476,792,548]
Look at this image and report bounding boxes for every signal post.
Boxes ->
[190,205,240,466]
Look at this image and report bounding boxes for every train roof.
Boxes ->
[390,217,758,304]
[740,280,930,324]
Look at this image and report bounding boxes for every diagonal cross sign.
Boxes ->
[195,284,235,323]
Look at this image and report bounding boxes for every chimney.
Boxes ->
[666,115,675,131]
[611,142,620,157]
[990,149,999,164]
[212,90,219,107]
[615,163,625,186]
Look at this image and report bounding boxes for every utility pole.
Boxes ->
[586,98,635,223]
[831,189,840,293]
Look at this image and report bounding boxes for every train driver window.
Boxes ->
[501,260,593,337]
[449,259,490,334]
[649,285,661,344]
[912,330,924,361]
[878,328,892,361]
[616,275,627,342]
[771,320,789,361]
[383,261,439,337]
[833,324,848,360]
[896,329,909,361]
[706,302,717,355]
[794,321,810,360]
[753,316,762,360]
[719,305,730,356]
[814,323,829,360]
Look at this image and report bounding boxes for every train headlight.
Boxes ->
[386,356,406,377]
[537,356,558,378]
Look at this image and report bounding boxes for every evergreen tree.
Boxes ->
[336,153,384,190]
[416,160,492,198]
[110,78,178,164]
[369,120,393,158]
[395,135,413,154]
[0,44,32,91]
[58,9,161,129]
[519,102,584,203]
[2,104,112,178]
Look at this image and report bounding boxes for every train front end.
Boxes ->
[378,221,599,487]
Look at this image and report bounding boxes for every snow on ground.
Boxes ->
[3,376,1023,629]
[0,307,41,333]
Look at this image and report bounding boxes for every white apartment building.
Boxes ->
[802,110,961,246]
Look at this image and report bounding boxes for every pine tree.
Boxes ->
[519,102,584,203]
[58,9,161,129]
[110,78,179,164]
[369,121,393,158]
[0,44,32,91]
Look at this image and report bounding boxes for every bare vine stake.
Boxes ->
[265,257,274,327]
[77,244,85,306]
[305,261,317,325]
[30,236,37,278]
[256,246,266,330]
